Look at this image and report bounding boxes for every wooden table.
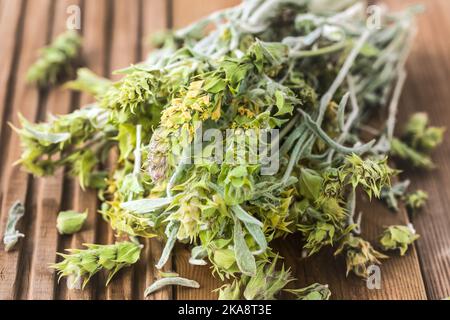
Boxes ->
[0,0,448,300]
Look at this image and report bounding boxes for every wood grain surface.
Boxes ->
[384,0,450,300]
[0,0,448,300]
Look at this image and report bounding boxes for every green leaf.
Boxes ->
[274,90,293,116]
[203,76,227,93]
[156,221,179,269]
[3,201,25,251]
[231,205,263,227]
[233,220,256,276]
[120,197,172,214]
[299,168,323,200]
[117,124,137,162]
[243,222,267,255]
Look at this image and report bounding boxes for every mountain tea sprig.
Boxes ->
[379,225,419,255]
[51,242,142,289]
[217,256,294,300]
[335,234,388,278]
[27,30,82,87]
[14,0,443,299]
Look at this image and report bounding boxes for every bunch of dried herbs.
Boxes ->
[12,0,444,299]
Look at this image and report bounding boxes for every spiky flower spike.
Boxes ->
[51,242,142,289]
[335,234,388,278]
[218,256,294,300]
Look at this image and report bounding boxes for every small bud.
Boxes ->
[379,225,419,256]
[405,112,428,138]
[56,210,88,235]
[405,190,428,214]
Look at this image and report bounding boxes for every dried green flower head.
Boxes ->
[285,283,331,300]
[405,190,428,214]
[343,154,396,199]
[219,165,257,206]
[405,113,445,152]
[242,258,293,300]
[27,30,82,87]
[322,154,396,200]
[13,105,109,186]
[56,210,88,235]
[379,225,419,256]
[51,241,142,289]
[391,112,445,169]
[218,279,242,300]
[102,69,159,113]
[335,234,387,278]
[298,222,338,256]
[217,256,294,300]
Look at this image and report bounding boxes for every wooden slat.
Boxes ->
[0,0,24,141]
[0,0,4,23]
[142,0,168,50]
[27,0,83,300]
[171,0,240,300]
[64,0,109,301]
[172,0,240,28]
[136,0,172,301]
[383,0,450,300]
[104,0,141,300]
[0,0,25,212]
[0,0,54,300]
[16,178,39,300]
